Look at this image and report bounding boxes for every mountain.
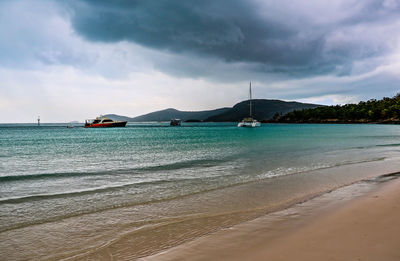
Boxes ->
[102,114,135,122]
[205,99,323,122]
[105,100,322,122]
[105,107,231,122]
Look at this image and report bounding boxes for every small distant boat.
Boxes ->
[85,116,127,128]
[170,119,182,126]
[238,82,261,128]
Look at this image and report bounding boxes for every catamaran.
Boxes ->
[238,82,261,128]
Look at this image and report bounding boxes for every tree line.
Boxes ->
[274,93,400,123]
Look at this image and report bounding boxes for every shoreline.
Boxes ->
[2,158,400,260]
[143,172,400,261]
[2,158,400,261]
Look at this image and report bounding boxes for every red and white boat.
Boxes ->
[84,116,127,128]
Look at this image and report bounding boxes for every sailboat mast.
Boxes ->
[249,82,252,117]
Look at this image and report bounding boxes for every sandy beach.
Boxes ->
[144,174,400,261]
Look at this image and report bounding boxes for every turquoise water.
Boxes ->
[1,123,400,232]
[1,123,400,260]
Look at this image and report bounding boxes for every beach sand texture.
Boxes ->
[145,175,400,261]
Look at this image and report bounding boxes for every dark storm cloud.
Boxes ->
[340,0,400,25]
[63,0,397,76]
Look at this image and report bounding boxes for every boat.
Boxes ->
[84,116,127,128]
[238,82,261,128]
[170,119,182,126]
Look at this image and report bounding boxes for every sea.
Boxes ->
[1,123,400,260]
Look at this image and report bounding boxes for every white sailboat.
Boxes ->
[238,82,261,127]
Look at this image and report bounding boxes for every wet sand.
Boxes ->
[2,161,400,260]
[144,174,400,261]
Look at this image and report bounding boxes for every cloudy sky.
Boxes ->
[1,0,399,122]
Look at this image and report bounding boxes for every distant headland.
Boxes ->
[105,99,322,122]
[105,94,400,124]
[272,94,400,124]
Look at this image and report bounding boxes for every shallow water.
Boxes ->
[1,123,400,260]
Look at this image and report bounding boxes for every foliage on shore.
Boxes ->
[274,94,400,124]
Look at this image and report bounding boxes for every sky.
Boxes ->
[1,0,399,122]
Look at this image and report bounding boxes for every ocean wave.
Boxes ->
[354,143,400,149]
[0,158,227,183]
[0,172,99,182]
[257,157,386,180]
[376,143,400,147]
[0,179,170,204]
[0,170,243,205]
[140,158,226,171]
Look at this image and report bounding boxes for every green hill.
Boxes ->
[105,100,322,122]
[277,94,400,123]
[205,99,323,122]
[102,114,134,122]
[105,107,231,122]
